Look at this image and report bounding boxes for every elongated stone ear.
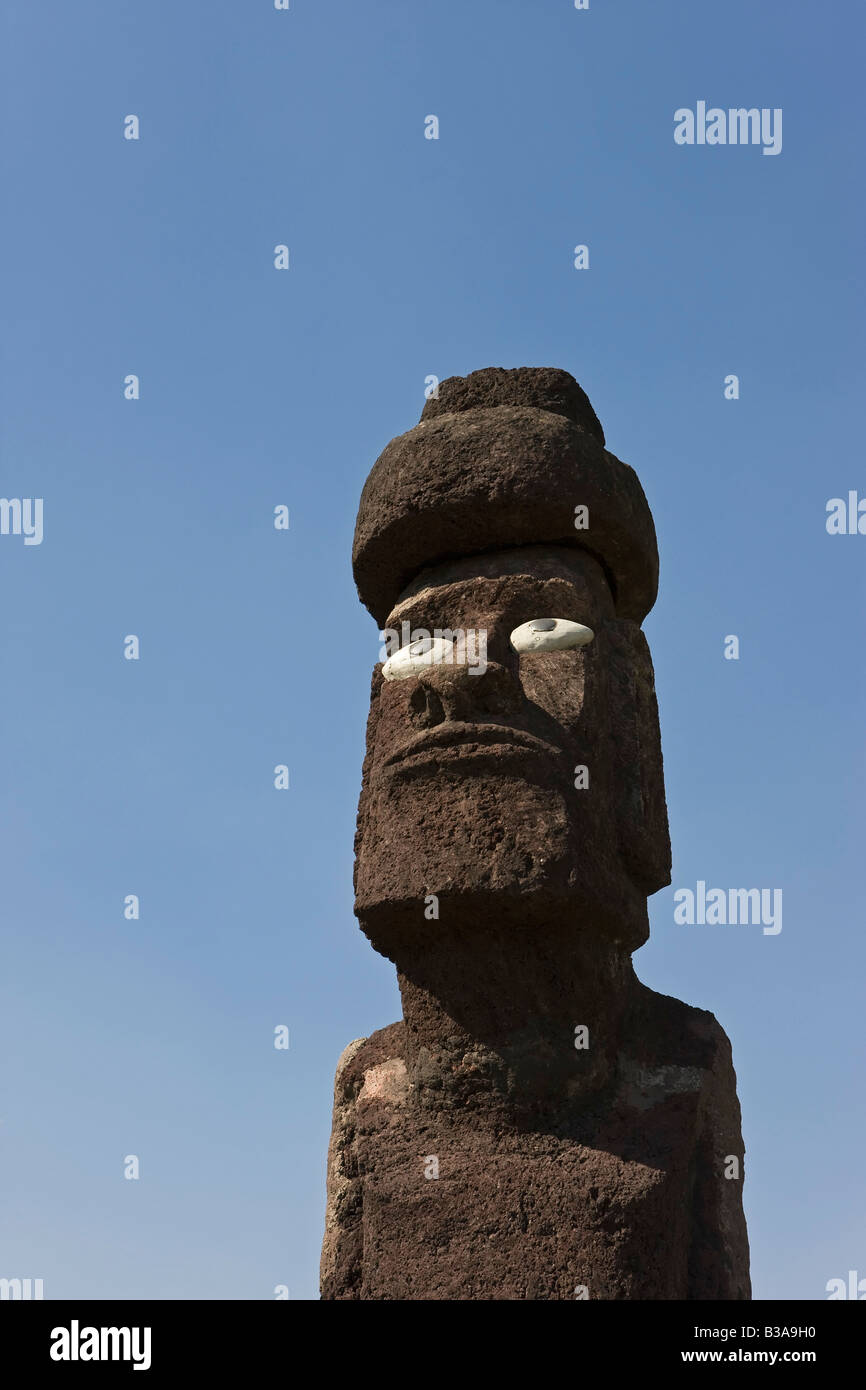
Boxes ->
[352,665,385,889]
[605,620,672,896]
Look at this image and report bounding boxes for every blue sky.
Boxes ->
[1,0,863,1300]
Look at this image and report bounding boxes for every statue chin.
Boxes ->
[360,775,568,885]
[355,861,650,962]
[355,771,650,957]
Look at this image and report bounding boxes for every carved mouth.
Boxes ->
[383,722,559,770]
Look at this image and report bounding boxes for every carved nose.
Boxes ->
[408,661,522,729]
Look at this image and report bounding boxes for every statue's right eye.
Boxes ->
[382,636,456,681]
[510,618,595,654]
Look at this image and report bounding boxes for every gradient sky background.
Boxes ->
[1,0,863,1301]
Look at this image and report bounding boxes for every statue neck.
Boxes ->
[394,916,635,1117]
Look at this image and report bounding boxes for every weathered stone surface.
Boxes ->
[322,368,750,1301]
[419,365,606,441]
[320,983,749,1300]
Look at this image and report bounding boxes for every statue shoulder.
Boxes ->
[321,1022,407,1300]
[330,1021,408,1106]
[624,976,735,1075]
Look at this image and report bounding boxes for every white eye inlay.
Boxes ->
[509,618,595,654]
[382,635,456,681]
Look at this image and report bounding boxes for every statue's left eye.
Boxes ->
[510,618,595,654]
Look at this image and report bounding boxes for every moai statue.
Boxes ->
[320,367,750,1300]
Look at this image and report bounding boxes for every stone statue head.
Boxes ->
[351,369,671,968]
